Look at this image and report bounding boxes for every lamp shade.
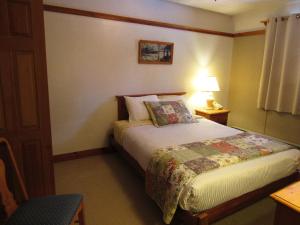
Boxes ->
[198,76,220,92]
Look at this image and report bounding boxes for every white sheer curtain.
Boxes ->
[257,14,300,115]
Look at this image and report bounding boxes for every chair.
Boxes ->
[0,138,85,225]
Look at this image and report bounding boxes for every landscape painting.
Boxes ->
[138,40,174,64]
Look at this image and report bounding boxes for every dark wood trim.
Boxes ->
[43,4,234,38]
[109,135,299,225]
[52,147,114,163]
[43,4,266,38]
[116,92,186,120]
[234,30,265,37]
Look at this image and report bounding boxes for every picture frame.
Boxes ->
[138,40,174,64]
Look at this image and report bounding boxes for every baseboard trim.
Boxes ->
[53,147,114,163]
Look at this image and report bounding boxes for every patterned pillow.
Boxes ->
[144,100,197,127]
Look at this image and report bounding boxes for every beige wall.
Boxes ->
[45,1,300,155]
[45,11,234,155]
[228,35,300,145]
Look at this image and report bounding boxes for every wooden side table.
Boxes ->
[270,181,300,225]
[195,109,230,125]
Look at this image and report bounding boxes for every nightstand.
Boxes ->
[195,109,230,125]
[270,181,300,225]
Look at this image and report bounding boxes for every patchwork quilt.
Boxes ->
[145,132,294,224]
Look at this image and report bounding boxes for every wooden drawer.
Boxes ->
[195,109,230,125]
[208,113,228,125]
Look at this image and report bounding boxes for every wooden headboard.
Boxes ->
[116,92,186,120]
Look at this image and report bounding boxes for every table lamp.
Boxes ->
[198,76,220,109]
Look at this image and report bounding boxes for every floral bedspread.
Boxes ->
[145,132,293,224]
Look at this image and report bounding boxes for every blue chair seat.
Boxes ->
[5,194,83,225]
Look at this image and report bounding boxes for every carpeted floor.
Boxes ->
[54,154,276,225]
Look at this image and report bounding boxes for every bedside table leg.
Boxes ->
[274,203,300,225]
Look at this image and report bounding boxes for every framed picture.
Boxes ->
[138,40,174,64]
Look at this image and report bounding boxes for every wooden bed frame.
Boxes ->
[111,92,299,225]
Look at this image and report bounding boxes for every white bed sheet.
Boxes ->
[113,118,300,212]
[116,119,241,170]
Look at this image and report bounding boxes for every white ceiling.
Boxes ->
[166,0,300,15]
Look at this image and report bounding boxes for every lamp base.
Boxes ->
[206,99,214,110]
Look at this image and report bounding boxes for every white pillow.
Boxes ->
[125,95,159,121]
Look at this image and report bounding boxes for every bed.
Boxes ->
[110,92,300,225]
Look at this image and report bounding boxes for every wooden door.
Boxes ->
[0,0,55,196]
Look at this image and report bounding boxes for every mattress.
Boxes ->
[113,118,300,212]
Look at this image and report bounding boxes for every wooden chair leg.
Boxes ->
[78,201,85,225]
